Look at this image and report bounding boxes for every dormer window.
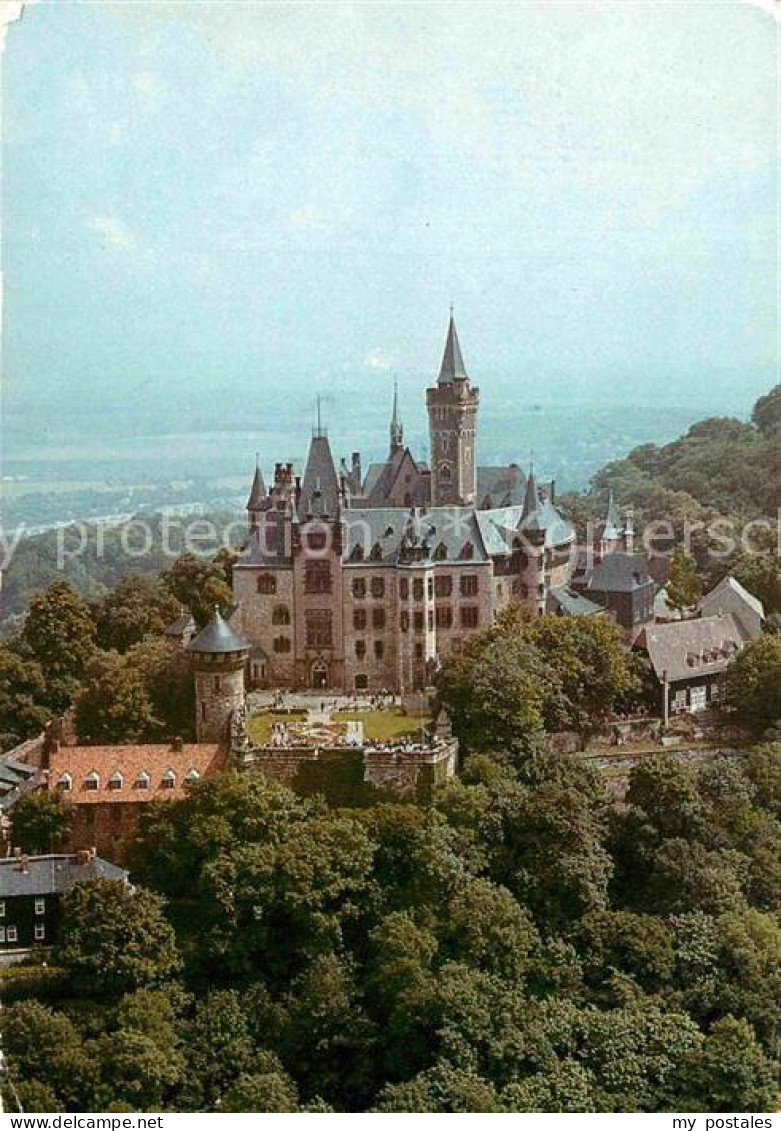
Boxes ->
[57,773,72,792]
[161,769,177,790]
[370,542,383,561]
[84,771,100,791]
[459,541,475,560]
[136,770,151,790]
[185,768,201,782]
[433,541,448,561]
[108,772,124,791]
[349,543,364,562]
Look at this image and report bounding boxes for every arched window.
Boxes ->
[439,463,452,482]
[108,772,124,792]
[257,574,277,595]
[459,541,475,560]
[185,768,201,782]
[57,773,72,792]
[84,771,100,791]
[433,541,448,561]
[272,605,291,625]
[135,770,151,790]
[370,542,383,561]
[161,769,177,790]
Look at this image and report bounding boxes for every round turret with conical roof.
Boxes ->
[187,608,251,742]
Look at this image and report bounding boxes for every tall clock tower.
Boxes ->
[426,312,480,506]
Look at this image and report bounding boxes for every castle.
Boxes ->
[231,314,633,694]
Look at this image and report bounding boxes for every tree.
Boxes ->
[125,636,195,739]
[725,635,781,733]
[11,791,72,854]
[57,879,181,996]
[666,547,702,614]
[161,553,232,628]
[178,990,256,1110]
[0,648,49,749]
[21,580,96,694]
[92,1029,183,1111]
[751,383,781,437]
[1,1001,97,1111]
[372,1062,500,1113]
[74,650,154,743]
[221,1063,299,1113]
[675,1017,776,1112]
[94,575,181,653]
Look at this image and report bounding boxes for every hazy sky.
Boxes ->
[2,1,777,445]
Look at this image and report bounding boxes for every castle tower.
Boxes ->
[426,312,480,506]
[187,608,251,742]
[389,377,404,457]
[516,465,547,615]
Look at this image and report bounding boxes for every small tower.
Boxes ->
[187,608,251,743]
[516,464,547,615]
[426,311,480,506]
[246,455,267,533]
[389,377,404,457]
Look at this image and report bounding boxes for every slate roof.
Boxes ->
[187,609,251,654]
[0,755,40,812]
[474,501,575,554]
[47,743,226,804]
[700,575,765,638]
[163,612,196,638]
[301,434,341,518]
[583,552,654,594]
[0,853,127,898]
[235,518,293,568]
[246,465,267,510]
[476,464,527,508]
[597,491,624,541]
[638,613,746,683]
[343,506,490,565]
[547,585,606,618]
[438,314,469,384]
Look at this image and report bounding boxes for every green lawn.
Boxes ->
[341,710,430,743]
[247,710,306,745]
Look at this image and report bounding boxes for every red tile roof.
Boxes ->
[46,744,226,804]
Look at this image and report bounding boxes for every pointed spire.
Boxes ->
[605,490,621,528]
[521,462,539,520]
[246,455,266,511]
[390,375,403,454]
[438,310,469,384]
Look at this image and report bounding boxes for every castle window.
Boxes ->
[439,463,452,481]
[460,606,479,628]
[435,606,453,629]
[354,609,367,630]
[57,773,72,792]
[459,542,475,560]
[370,543,383,562]
[460,575,479,597]
[186,768,201,782]
[434,575,452,598]
[352,578,366,599]
[413,579,424,601]
[161,769,177,790]
[370,577,385,598]
[257,574,277,595]
[433,541,448,561]
[306,532,327,552]
[372,608,386,630]
[108,772,124,792]
[415,643,424,659]
[136,770,151,790]
[414,612,424,634]
[273,636,291,654]
[374,640,384,659]
[399,578,409,600]
[355,640,366,659]
[305,561,332,594]
[306,609,332,648]
[272,605,291,625]
[84,771,100,791]
[400,611,409,632]
[355,674,368,691]
[349,543,364,562]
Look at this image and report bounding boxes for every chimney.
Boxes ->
[17,854,29,873]
[549,478,556,505]
[351,452,361,481]
[171,736,184,752]
[76,848,90,866]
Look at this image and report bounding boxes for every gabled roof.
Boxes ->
[187,609,251,654]
[0,854,128,898]
[163,612,196,637]
[474,502,575,554]
[301,434,340,518]
[584,552,653,594]
[438,314,469,384]
[638,613,746,683]
[342,506,490,565]
[701,575,765,628]
[476,464,527,509]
